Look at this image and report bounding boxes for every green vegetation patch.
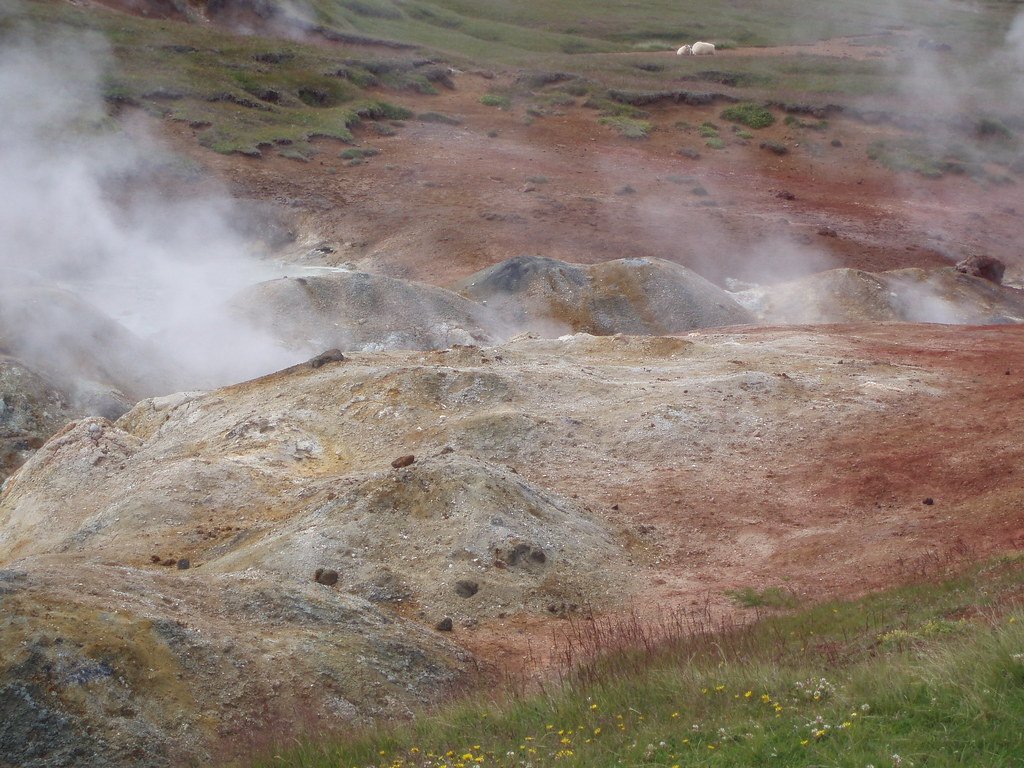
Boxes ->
[598,115,651,139]
[720,102,775,129]
[479,93,512,109]
[339,146,381,159]
[867,138,971,179]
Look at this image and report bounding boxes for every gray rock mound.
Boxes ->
[457,256,754,336]
[752,267,1024,325]
[231,271,499,353]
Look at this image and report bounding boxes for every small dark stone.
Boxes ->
[817,227,838,237]
[435,617,454,632]
[529,549,547,564]
[923,497,935,506]
[177,558,190,570]
[831,139,843,147]
[161,558,177,567]
[391,455,416,468]
[150,555,162,563]
[310,349,346,368]
[315,568,339,586]
[775,190,796,200]
[611,503,620,510]
[439,446,455,455]
[454,579,479,598]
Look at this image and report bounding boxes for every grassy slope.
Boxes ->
[258,557,1024,768]
[6,0,1020,158]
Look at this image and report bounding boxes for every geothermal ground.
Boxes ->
[2,2,1024,766]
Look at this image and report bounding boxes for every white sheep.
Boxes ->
[676,41,716,55]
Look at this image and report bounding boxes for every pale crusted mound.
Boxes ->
[4,327,1024,766]
[456,256,754,335]
[231,271,500,353]
[750,267,1024,324]
[213,454,622,620]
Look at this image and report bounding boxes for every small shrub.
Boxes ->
[356,101,413,120]
[525,175,549,184]
[760,140,789,155]
[721,102,775,129]
[480,93,511,109]
[786,114,829,130]
[339,147,380,160]
[698,124,719,138]
[418,112,462,125]
[691,185,709,196]
[736,129,753,139]
[706,137,725,150]
[599,115,652,139]
[544,92,576,106]
[676,147,701,159]
[279,147,313,162]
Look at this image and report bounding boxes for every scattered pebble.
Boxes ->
[315,568,339,586]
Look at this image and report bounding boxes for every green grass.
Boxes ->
[255,555,1024,767]
[720,103,775,129]
[10,0,1023,159]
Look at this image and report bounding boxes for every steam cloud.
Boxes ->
[0,21,304,405]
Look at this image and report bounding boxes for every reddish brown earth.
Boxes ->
[160,67,1024,290]
[457,324,1024,675]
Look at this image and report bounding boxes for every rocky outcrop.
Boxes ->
[231,271,499,353]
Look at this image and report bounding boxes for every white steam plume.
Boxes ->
[0,23,304,399]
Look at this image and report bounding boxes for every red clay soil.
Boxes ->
[159,68,1024,290]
